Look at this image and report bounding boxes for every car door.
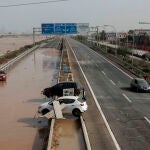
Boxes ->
[134,79,139,88]
[131,79,137,88]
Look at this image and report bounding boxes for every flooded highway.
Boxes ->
[0,39,61,150]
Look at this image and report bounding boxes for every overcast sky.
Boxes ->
[0,0,150,33]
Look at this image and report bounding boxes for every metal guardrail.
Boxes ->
[0,45,40,71]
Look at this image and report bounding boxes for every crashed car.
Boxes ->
[38,96,88,116]
[0,70,6,81]
[42,81,83,98]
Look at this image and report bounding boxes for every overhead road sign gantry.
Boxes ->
[41,23,77,34]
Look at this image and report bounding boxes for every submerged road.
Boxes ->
[67,38,150,150]
[0,38,61,150]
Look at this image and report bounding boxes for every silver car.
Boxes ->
[130,78,150,92]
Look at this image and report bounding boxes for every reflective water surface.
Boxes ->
[0,48,61,150]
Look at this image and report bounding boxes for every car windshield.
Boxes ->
[77,97,85,103]
[138,79,148,85]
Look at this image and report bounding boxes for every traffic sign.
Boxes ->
[41,23,77,34]
[41,23,54,34]
[66,23,77,34]
[55,23,66,34]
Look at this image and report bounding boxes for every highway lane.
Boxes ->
[0,38,61,150]
[67,38,150,150]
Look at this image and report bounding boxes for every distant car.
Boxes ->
[42,81,83,98]
[130,78,150,92]
[0,70,6,81]
[38,96,88,116]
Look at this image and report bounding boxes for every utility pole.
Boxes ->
[32,27,42,44]
[104,25,117,56]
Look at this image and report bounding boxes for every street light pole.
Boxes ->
[132,31,135,67]
[96,25,107,52]
[96,25,105,43]
[88,26,97,44]
[104,25,117,56]
[32,27,42,44]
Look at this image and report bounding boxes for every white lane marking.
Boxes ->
[90,49,133,79]
[102,71,106,76]
[144,117,150,125]
[122,93,132,103]
[96,64,99,67]
[67,39,121,150]
[110,80,116,86]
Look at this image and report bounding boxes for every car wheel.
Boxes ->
[42,109,49,115]
[72,109,81,117]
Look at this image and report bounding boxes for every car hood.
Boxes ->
[139,84,150,90]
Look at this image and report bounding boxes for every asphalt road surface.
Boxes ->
[0,38,61,150]
[67,38,150,150]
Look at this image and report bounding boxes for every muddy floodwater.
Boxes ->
[0,47,61,150]
[51,119,86,150]
[0,35,46,55]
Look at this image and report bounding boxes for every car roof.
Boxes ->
[58,96,79,100]
[133,78,145,81]
[132,78,148,83]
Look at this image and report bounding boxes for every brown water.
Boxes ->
[0,48,61,150]
[0,35,46,55]
[51,119,86,150]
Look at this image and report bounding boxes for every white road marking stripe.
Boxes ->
[90,49,133,79]
[122,93,132,103]
[96,64,99,67]
[102,71,106,75]
[110,80,116,86]
[144,117,150,124]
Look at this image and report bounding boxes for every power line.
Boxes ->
[0,0,69,8]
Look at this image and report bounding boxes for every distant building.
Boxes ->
[106,32,127,43]
[107,32,116,42]
[117,32,127,39]
[134,29,150,35]
[133,29,150,50]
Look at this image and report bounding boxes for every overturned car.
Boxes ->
[42,81,83,98]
